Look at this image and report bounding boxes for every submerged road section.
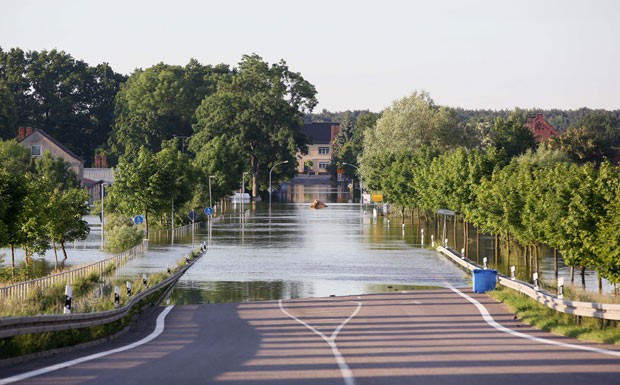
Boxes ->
[3,289,620,385]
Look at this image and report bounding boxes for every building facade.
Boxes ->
[297,123,340,174]
[17,127,84,180]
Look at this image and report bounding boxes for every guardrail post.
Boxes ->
[533,272,539,291]
[142,274,148,288]
[460,248,465,259]
[558,277,564,299]
[421,228,424,245]
[431,235,434,247]
[483,257,488,269]
[64,285,72,314]
[114,286,120,306]
[511,265,516,280]
[126,281,132,297]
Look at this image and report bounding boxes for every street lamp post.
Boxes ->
[100,183,108,250]
[208,175,215,211]
[342,163,363,207]
[269,160,289,206]
[241,171,248,198]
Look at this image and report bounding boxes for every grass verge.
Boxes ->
[0,286,168,360]
[488,286,620,345]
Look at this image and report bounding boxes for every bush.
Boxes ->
[105,216,144,253]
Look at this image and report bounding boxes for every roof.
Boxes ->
[19,128,84,163]
[83,168,115,184]
[299,123,336,145]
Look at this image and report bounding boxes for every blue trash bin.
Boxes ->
[472,269,497,293]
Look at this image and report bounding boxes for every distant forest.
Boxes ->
[306,107,620,133]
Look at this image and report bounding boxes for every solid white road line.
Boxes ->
[0,306,175,385]
[448,285,620,358]
[279,299,362,385]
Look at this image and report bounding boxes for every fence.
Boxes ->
[0,242,146,301]
[0,251,202,339]
[147,222,201,242]
[437,246,620,321]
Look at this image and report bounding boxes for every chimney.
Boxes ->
[18,126,25,141]
[102,155,108,168]
[26,127,33,137]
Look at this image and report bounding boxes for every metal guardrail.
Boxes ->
[437,246,620,321]
[0,251,202,339]
[0,243,146,300]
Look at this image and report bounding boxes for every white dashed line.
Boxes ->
[279,299,362,385]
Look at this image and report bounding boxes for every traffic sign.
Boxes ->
[133,215,144,225]
[204,207,213,216]
[188,209,198,221]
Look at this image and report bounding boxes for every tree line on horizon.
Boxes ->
[2,46,620,287]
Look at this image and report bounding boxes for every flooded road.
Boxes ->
[169,202,468,304]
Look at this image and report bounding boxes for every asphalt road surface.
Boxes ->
[2,287,620,385]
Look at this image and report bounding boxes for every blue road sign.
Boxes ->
[133,215,144,225]
[204,207,213,216]
[188,209,198,221]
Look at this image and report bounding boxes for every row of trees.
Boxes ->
[356,92,620,288]
[0,140,89,272]
[0,47,126,165]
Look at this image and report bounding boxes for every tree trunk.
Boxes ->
[554,248,558,279]
[580,266,586,289]
[476,227,480,264]
[53,241,59,270]
[10,243,15,273]
[61,241,68,260]
[570,266,575,285]
[494,234,498,264]
[145,209,149,239]
[598,273,603,294]
[505,233,510,270]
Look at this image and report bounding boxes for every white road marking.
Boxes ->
[448,285,620,358]
[0,306,175,385]
[279,299,362,385]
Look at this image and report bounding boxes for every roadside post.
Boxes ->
[64,285,72,314]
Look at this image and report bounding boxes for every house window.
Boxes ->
[31,145,41,156]
[318,162,330,170]
[318,147,329,155]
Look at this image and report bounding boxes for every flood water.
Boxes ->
[2,178,613,303]
[169,201,469,304]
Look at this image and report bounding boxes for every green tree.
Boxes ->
[109,143,194,237]
[44,187,90,266]
[548,111,620,164]
[191,54,317,200]
[489,115,537,161]
[0,139,31,174]
[27,153,88,264]
[0,78,17,138]
[0,47,126,164]
[111,60,230,159]
[0,171,28,270]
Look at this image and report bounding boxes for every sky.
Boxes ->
[1,0,619,112]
